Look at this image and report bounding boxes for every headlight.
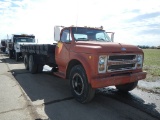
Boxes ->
[136,54,143,69]
[137,55,142,62]
[99,57,105,65]
[98,55,107,73]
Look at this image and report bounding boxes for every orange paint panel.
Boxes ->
[91,72,147,88]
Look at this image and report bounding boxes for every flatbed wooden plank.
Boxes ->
[20,44,57,55]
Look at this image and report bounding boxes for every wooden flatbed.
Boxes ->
[21,44,57,70]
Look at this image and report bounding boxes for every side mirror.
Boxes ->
[106,32,114,42]
[54,26,63,42]
[111,32,114,42]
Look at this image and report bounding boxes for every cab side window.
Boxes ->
[61,29,72,42]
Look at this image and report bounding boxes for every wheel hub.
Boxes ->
[72,73,84,95]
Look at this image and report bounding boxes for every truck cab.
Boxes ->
[8,34,35,61]
[54,26,147,103]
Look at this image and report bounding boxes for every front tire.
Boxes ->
[115,81,138,92]
[69,65,95,103]
[15,53,19,61]
[28,55,37,74]
[9,50,13,59]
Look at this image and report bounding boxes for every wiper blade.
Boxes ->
[97,38,105,41]
[76,38,88,41]
[78,38,88,40]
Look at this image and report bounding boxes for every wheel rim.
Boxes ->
[72,73,84,95]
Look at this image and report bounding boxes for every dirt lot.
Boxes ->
[0,52,160,120]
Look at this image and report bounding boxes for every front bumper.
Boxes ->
[91,71,147,88]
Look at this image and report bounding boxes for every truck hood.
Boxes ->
[73,41,142,54]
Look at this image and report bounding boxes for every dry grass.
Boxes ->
[143,49,160,81]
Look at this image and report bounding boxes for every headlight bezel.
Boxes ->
[98,55,107,73]
[136,54,143,69]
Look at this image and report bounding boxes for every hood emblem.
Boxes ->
[121,47,126,51]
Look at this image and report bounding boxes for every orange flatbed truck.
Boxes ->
[21,26,147,103]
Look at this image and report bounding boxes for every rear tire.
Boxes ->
[24,55,29,70]
[115,81,138,92]
[37,64,44,73]
[69,65,95,103]
[29,55,37,74]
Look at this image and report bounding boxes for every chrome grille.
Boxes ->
[109,55,136,60]
[107,54,137,72]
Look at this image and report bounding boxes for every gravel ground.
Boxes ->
[138,79,160,94]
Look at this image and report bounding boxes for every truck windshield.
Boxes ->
[14,38,35,43]
[72,27,111,42]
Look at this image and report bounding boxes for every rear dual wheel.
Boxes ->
[24,55,29,70]
[24,54,43,73]
[37,64,43,73]
[28,55,37,74]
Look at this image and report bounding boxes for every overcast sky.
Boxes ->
[0,0,160,46]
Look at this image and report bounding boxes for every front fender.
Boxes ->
[70,54,93,84]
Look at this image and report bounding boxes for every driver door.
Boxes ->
[55,27,72,73]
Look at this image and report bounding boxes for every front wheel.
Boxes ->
[9,50,13,59]
[69,65,95,103]
[115,81,138,92]
[15,53,19,61]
